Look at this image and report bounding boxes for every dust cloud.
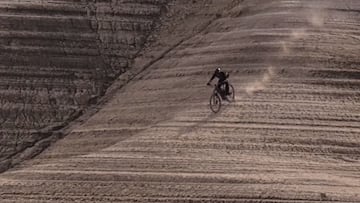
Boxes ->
[281,41,290,55]
[291,28,307,40]
[305,1,329,28]
[245,2,329,96]
[245,66,275,95]
[307,8,327,27]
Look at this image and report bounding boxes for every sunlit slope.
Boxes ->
[1,0,360,202]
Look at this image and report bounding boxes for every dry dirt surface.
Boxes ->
[0,0,166,172]
[1,0,360,202]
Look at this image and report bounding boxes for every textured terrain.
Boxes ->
[0,0,166,171]
[1,0,360,202]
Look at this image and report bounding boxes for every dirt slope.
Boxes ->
[0,0,360,202]
[0,0,166,172]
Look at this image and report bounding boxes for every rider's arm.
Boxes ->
[208,72,216,84]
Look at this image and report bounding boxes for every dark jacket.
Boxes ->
[209,70,228,83]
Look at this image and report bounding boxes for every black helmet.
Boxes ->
[216,67,221,72]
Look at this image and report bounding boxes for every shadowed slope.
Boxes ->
[0,0,359,202]
[0,0,166,172]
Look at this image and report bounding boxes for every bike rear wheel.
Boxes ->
[210,93,221,113]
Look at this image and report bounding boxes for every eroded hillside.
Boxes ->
[0,0,360,202]
[0,0,166,172]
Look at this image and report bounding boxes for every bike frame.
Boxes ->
[214,83,227,99]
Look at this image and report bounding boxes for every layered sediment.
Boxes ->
[0,0,360,202]
[0,0,166,171]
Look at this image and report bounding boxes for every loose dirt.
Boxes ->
[0,0,359,202]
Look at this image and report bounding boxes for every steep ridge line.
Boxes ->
[0,0,168,173]
[0,0,238,174]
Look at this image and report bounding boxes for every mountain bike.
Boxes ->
[208,82,235,113]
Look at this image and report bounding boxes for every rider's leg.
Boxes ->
[224,81,230,95]
[217,81,225,98]
[217,81,222,91]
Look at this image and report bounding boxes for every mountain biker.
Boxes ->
[207,67,230,97]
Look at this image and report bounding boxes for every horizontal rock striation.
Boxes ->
[85,0,167,76]
[0,0,167,171]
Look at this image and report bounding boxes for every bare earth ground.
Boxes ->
[1,0,360,202]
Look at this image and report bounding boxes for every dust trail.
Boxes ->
[280,28,308,58]
[245,2,328,97]
[245,66,276,96]
[291,28,307,40]
[305,2,329,28]
[309,10,326,27]
[281,41,290,55]
[245,9,311,97]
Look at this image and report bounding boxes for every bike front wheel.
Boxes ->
[209,93,222,113]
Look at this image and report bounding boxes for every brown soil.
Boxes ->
[0,0,359,202]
